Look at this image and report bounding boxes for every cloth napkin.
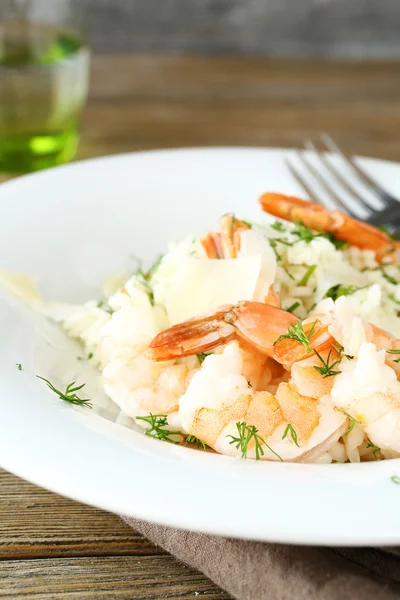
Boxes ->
[123,518,400,599]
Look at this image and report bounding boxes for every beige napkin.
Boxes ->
[123,518,400,599]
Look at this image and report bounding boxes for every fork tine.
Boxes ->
[284,158,323,205]
[304,139,374,214]
[293,150,359,216]
[320,133,382,194]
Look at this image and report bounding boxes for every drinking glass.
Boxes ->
[0,0,89,172]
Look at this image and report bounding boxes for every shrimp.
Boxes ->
[98,282,199,429]
[103,353,198,428]
[259,192,400,263]
[201,215,250,259]
[178,342,346,461]
[147,296,400,458]
[331,342,400,455]
[146,301,332,365]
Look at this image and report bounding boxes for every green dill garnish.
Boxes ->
[241,219,253,228]
[325,284,364,301]
[97,300,114,314]
[333,344,353,360]
[282,265,295,280]
[313,349,342,378]
[366,437,381,459]
[247,380,253,387]
[271,221,286,232]
[282,423,300,447]
[147,254,163,278]
[298,264,317,286]
[364,265,399,285]
[335,408,361,435]
[77,352,94,362]
[16,363,22,371]
[273,319,317,353]
[197,352,211,364]
[286,301,300,314]
[273,407,280,413]
[391,475,400,485]
[37,376,92,409]
[386,349,400,363]
[381,269,398,285]
[269,239,281,260]
[134,267,155,305]
[389,293,400,306]
[227,421,282,461]
[292,221,325,243]
[136,413,182,444]
[325,234,348,250]
[184,435,207,451]
[290,220,347,249]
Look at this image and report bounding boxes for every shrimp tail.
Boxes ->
[259,192,399,262]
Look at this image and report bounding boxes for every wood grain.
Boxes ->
[0,470,161,560]
[2,55,400,599]
[1,556,230,599]
[81,56,400,162]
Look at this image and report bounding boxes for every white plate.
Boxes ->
[1,147,400,547]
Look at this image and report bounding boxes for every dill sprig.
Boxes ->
[366,437,381,459]
[16,363,22,371]
[227,421,282,461]
[388,293,400,306]
[134,267,155,305]
[335,408,361,435]
[77,352,94,362]
[391,475,400,485]
[97,299,114,314]
[290,221,347,249]
[298,264,317,286]
[386,349,400,363]
[273,319,317,353]
[136,413,182,444]
[184,435,207,451]
[325,284,364,301]
[37,376,92,409]
[197,352,211,364]
[147,254,163,278]
[332,344,354,360]
[282,423,300,447]
[313,349,342,378]
[271,221,287,232]
[286,301,300,314]
[292,221,326,243]
[363,265,398,285]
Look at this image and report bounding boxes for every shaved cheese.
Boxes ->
[0,270,81,322]
[160,256,262,324]
[238,229,276,302]
[0,270,43,309]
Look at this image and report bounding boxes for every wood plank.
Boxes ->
[0,470,162,559]
[0,555,231,599]
[81,57,400,162]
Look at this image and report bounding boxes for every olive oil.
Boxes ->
[0,26,89,172]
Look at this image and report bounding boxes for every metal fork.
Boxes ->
[286,133,400,231]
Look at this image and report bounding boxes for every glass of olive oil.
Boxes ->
[0,0,89,172]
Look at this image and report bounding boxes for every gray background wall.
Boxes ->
[84,0,400,59]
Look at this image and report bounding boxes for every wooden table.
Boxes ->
[2,55,400,598]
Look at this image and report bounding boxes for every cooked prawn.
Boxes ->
[201,215,250,259]
[147,296,400,458]
[178,342,346,461]
[146,301,332,365]
[259,192,400,263]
